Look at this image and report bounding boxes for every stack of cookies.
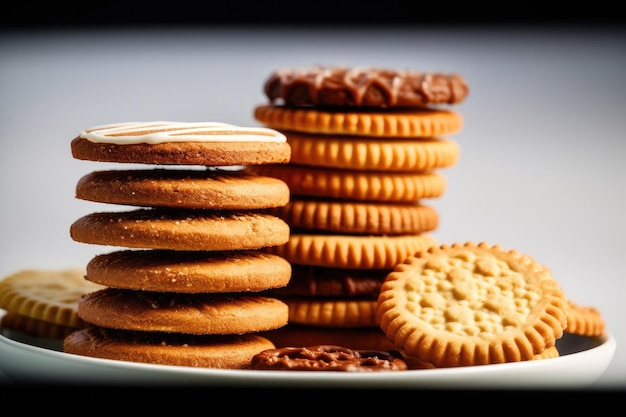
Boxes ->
[249,66,469,350]
[63,121,294,369]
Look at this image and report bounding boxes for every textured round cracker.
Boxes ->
[75,169,290,210]
[376,242,568,368]
[0,268,105,328]
[254,105,463,138]
[85,249,292,293]
[247,164,447,203]
[78,288,289,334]
[263,66,469,108]
[261,324,397,351]
[286,132,460,171]
[565,299,605,337]
[264,233,437,270]
[70,208,290,251]
[273,198,438,235]
[283,298,379,327]
[64,326,275,369]
[71,137,291,166]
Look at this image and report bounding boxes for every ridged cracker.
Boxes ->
[565,299,605,337]
[248,164,446,202]
[1,312,79,339]
[273,198,438,235]
[268,264,389,297]
[286,132,460,171]
[283,298,379,327]
[254,105,463,137]
[264,233,437,270]
[376,242,568,368]
[399,345,560,370]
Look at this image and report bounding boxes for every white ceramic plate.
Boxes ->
[0,322,616,388]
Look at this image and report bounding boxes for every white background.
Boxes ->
[0,26,624,388]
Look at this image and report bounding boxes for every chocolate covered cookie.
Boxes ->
[263,66,469,108]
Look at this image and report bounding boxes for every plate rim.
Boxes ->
[0,326,616,387]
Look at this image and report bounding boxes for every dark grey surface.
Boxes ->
[0,27,624,388]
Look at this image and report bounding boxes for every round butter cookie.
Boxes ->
[254,105,463,138]
[376,242,568,368]
[85,249,292,293]
[64,326,276,369]
[263,66,469,108]
[264,233,436,270]
[273,198,438,235]
[77,288,289,334]
[247,164,446,203]
[71,121,291,166]
[0,268,105,329]
[76,169,290,210]
[285,132,460,171]
[70,208,290,251]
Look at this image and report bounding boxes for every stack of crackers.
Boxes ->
[249,66,468,350]
[248,66,606,369]
[61,121,294,368]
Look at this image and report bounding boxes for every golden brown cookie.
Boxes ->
[70,208,291,251]
[264,233,437,270]
[376,242,568,368]
[263,66,469,108]
[282,297,379,327]
[286,132,460,171]
[565,300,605,337]
[71,121,291,166]
[85,249,292,293]
[273,198,438,235]
[247,164,446,202]
[64,326,276,369]
[77,288,289,334]
[0,268,105,328]
[254,105,464,138]
[261,324,397,351]
[250,344,408,372]
[75,169,290,210]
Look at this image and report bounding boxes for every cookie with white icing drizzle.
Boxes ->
[71,121,291,166]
